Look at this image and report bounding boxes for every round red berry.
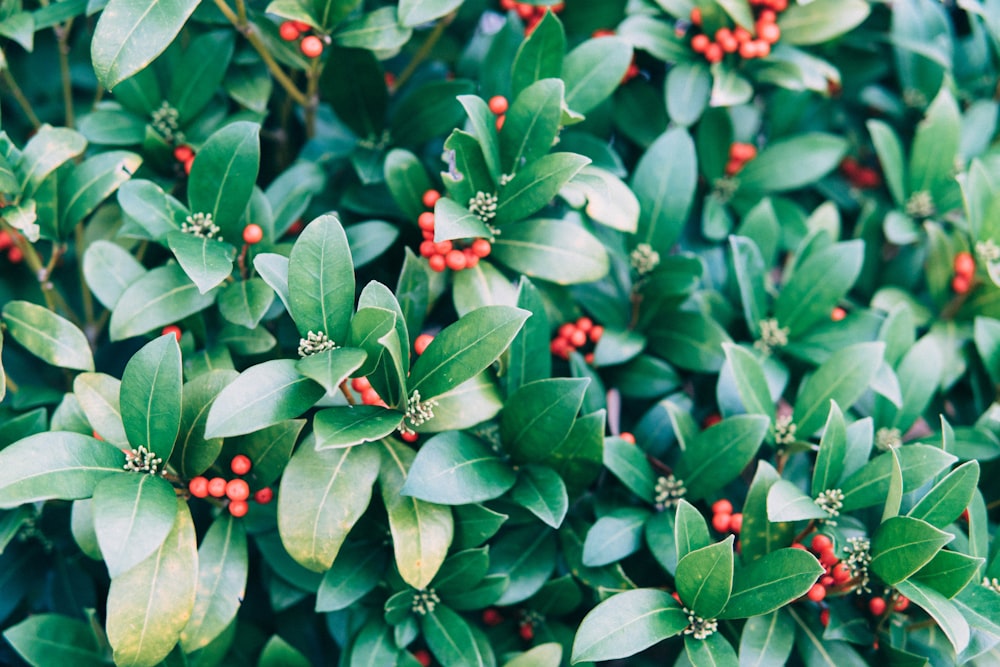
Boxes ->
[463,248,480,268]
[418,211,436,231]
[811,534,834,554]
[188,476,209,498]
[893,595,910,612]
[819,549,840,568]
[300,35,324,58]
[691,34,710,53]
[952,274,971,294]
[401,430,419,443]
[0,230,11,251]
[832,561,852,584]
[471,238,492,258]
[488,95,509,115]
[869,597,887,616]
[292,20,311,32]
[228,499,249,518]
[414,333,434,356]
[820,609,830,627]
[422,189,441,209]
[351,376,371,392]
[712,499,733,515]
[711,512,732,533]
[207,477,227,498]
[519,622,534,641]
[758,22,781,44]
[728,513,743,534]
[412,649,432,667]
[254,487,274,504]
[588,325,604,343]
[690,7,702,25]
[831,306,847,321]
[429,254,447,272]
[278,21,300,41]
[482,608,503,626]
[226,479,250,501]
[821,575,835,587]
[954,251,975,278]
[569,329,588,348]
[161,325,182,341]
[445,248,467,271]
[173,145,193,163]
[807,583,827,602]
[619,432,636,444]
[242,224,263,245]
[361,388,381,405]
[419,240,436,258]
[230,454,252,475]
[704,43,724,63]
[702,413,722,428]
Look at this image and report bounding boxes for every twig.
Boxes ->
[393,14,455,92]
[1,68,42,129]
[55,19,76,128]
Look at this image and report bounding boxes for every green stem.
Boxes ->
[393,14,455,92]
[55,19,76,128]
[1,68,42,129]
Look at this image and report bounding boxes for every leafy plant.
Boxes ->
[1,0,1000,666]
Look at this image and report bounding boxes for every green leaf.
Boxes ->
[603,436,656,501]
[287,214,355,342]
[675,499,711,561]
[741,462,796,563]
[736,133,848,193]
[349,619,397,667]
[674,415,769,501]
[912,549,983,599]
[792,342,885,436]
[77,107,147,146]
[0,432,125,508]
[501,378,588,464]
[315,542,386,612]
[571,588,686,662]
[93,473,178,577]
[109,263,218,341]
[91,0,200,89]
[631,127,697,253]
[224,419,304,491]
[502,643,562,667]
[737,610,795,667]
[582,507,651,567]
[895,579,970,654]
[106,499,197,666]
[722,343,773,419]
[510,464,568,528]
[812,401,847,495]
[432,196,493,243]
[647,311,732,373]
[314,405,400,450]
[397,0,462,27]
[391,80,475,147]
[180,515,247,652]
[870,516,953,585]
[58,150,142,235]
[120,333,182,456]
[15,126,86,198]
[117,178,187,241]
[384,148,432,221]
[721,548,823,619]
[685,632,739,667]
[457,96,503,182]
[883,446,904,522]
[379,439,454,589]
[495,152,591,225]
[666,62,712,127]
[187,121,261,242]
[218,278,275,329]
[675,537,735,619]
[277,443,380,572]
[840,445,957,511]
[499,78,564,174]
[82,240,147,310]
[402,431,515,504]
[408,305,529,401]
[909,86,961,200]
[347,221,399,268]
[410,373,503,433]
[168,31,235,122]
[908,460,979,528]
[164,231,236,296]
[777,0,871,45]
[74,372,128,446]
[2,300,94,371]
[504,277,551,395]
[173,370,237,479]
[563,165,640,233]
[767,480,828,522]
[511,11,565,98]
[258,635,311,667]
[562,36,632,115]
[491,218,609,285]
[422,605,493,667]
[3,614,106,667]
[775,240,864,338]
[204,360,325,439]
[333,6,411,51]
[867,119,907,208]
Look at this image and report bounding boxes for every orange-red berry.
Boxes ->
[820,609,830,626]
[463,248,480,268]
[401,430,419,443]
[413,649,432,667]
[515,3,534,19]
[620,432,636,444]
[495,114,505,131]
[162,325,182,341]
[954,251,975,278]
[729,513,743,534]
[361,388,381,405]
[419,241,436,258]
[445,249,468,271]
[702,413,722,428]
[704,43,723,63]
[811,534,834,553]
[414,333,434,355]
[758,22,781,44]
[183,156,195,175]
[734,27,752,43]
[351,376,371,392]
[292,20,311,31]
[753,39,771,57]
[429,254,446,272]
[832,562,852,584]
[691,34,710,53]
[482,608,503,626]
[589,325,604,343]
[226,479,250,501]
[716,29,738,53]
[558,323,577,340]
[952,274,972,294]
[300,35,324,58]
[690,7,702,25]
[831,306,847,322]
[173,145,193,163]
[712,499,733,515]
[519,622,534,641]
[739,40,758,59]
[242,224,263,245]
[576,317,594,333]
[434,240,453,255]
[730,142,757,162]
[869,597,887,616]
[254,487,274,504]
[228,499,249,517]
[894,595,910,612]
[278,21,300,41]
[488,95,509,115]
[207,477,227,498]
[230,454,252,475]
[807,583,827,602]
[422,189,441,209]
[711,513,731,532]
[569,329,588,348]
[188,476,209,498]
[418,211,436,231]
[471,238,492,258]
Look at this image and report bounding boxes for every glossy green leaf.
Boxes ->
[408,305,528,401]
[502,643,562,667]
[168,30,235,121]
[511,11,565,98]
[180,515,247,652]
[313,405,398,450]
[378,439,454,590]
[582,507,651,567]
[491,218,609,285]
[82,240,147,310]
[58,150,142,234]
[73,372,128,446]
[109,263,217,341]
[767,480,828,522]
[495,152,590,225]
[737,610,795,667]
[736,133,848,193]
[315,542,386,612]
[501,377,588,464]
[120,333,182,456]
[287,214,355,342]
[674,499,711,561]
[870,515,952,585]
[499,78,563,174]
[685,632,739,667]
[0,432,125,508]
[333,7,411,51]
[349,619,397,667]
[258,635,311,667]
[3,614,106,667]
[867,119,907,207]
[775,240,864,337]
[631,127,697,253]
[562,36,632,115]
[741,461,796,563]
[93,473,178,577]
[812,401,847,495]
[15,126,86,198]
[721,548,823,618]
[722,343,773,419]
[117,178,187,241]
[384,148,432,220]
[603,436,656,501]
[174,370,236,478]
[223,419,304,491]
[777,0,871,45]
[909,86,961,200]
[391,80,475,147]
[571,588,686,662]
[912,549,983,599]
[792,342,885,436]
[217,279,274,329]
[187,121,260,242]
[666,62,712,127]
[510,464,568,529]
[204,359,325,439]
[166,231,237,295]
[908,460,979,528]
[674,415,769,501]
[647,311,732,373]
[402,431,516,504]
[91,0,200,89]
[840,444,957,511]
[278,443,380,572]
[457,95,502,182]
[895,579,970,654]
[3,300,93,372]
[422,604,492,667]
[675,537,735,619]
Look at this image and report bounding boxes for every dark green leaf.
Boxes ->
[491,218,609,285]
[631,128,697,253]
[501,378,588,464]
[295,346,367,397]
[422,605,493,667]
[767,480,828,522]
[666,62,712,127]
[74,372,128,446]
[895,579,970,655]
[494,153,591,225]
[120,333,182,456]
[571,588,686,662]
[510,464,568,528]
[499,78,564,174]
[511,11,565,98]
[684,632,739,667]
[58,150,142,234]
[402,431,516,504]
[812,401,847,495]
[15,126,86,198]
[736,133,847,193]
[117,178,187,241]
[737,610,795,667]
[314,405,401,449]
[777,0,871,45]
[562,37,632,115]
[674,415,769,501]
[722,343,773,419]
[775,240,864,337]
[603,436,655,501]
[647,311,732,373]
[720,548,823,618]
[2,300,94,371]
[109,264,217,341]
[3,614,106,667]
[82,240,147,310]
[912,549,983,599]
[315,542,386,612]
[907,460,979,528]
[165,231,236,295]
[840,445,957,511]
[187,121,261,242]
[792,342,885,436]
[675,537,735,619]
[93,473,178,577]
[180,515,247,652]
[218,278,274,329]
[287,214,355,343]
[674,498,711,561]
[870,516,953,585]
[582,507,651,567]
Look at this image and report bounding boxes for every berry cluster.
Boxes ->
[173,144,195,175]
[0,229,23,264]
[710,499,743,535]
[417,189,493,272]
[187,455,273,517]
[796,533,851,604]
[952,251,975,294]
[688,1,784,64]
[278,20,325,58]
[725,142,757,176]
[840,157,882,189]
[499,0,565,34]
[550,316,603,362]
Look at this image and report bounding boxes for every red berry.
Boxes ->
[704,43,724,63]
[463,248,480,268]
[758,22,781,44]
[584,352,595,364]
[418,213,436,231]
[434,240,453,255]
[384,72,396,88]
[961,508,970,522]
[592,28,617,38]
[429,254,447,272]
[242,224,263,245]
[445,249,468,271]
[173,145,193,163]
[832,562,852,584]
[419,240,436,258]
[820,609,830,627]
[188,476,209,498]
[515,3,534,19]
[791,542,807,550]
[753,39,771,57]
[952,274,971,294]
[716,29,738,53]
[954,251,975,278]
[690,7,702,25]
[207,477,227,498]
[769,0,787,11]
[893,595,910,612]
[351,376,371,392]
[819,549,840,568]
[471,238,492,258]
[0,230,11,251]
[576,317,594,333]
[831,306,847,322]
[183,156,195,175]
[230,454,252,475]
[92,431,103,441]
[254,487,274,504]
[821,575,835,587]
[550,337,571,360]
[589,325,604,343]
[278,21,300,41]
[739,40,758,59]
[422,189,441,209]
[712,499,733,515]
[300,35,324,58]
[422,230,435,241]
[691,34,710,53]
[414,333,434,356]
[729,142,757,162]
[501,0,517,9]
[488,95,509,115]
[401,430,419,443]
[811,534,834,554]
[728,513,743,534]
[161,325,182,341]
[229,499,249,517]
[702,413,722,428]
[558,323,577,340]
[482,608,503,626]
[495,114,505,131]
[412,649,432,667]
[361,388,381,405]
[287,220,305,235]
[292,20,311,32]
[619,432,636,444]
[869,597,887,616]
[807,583,827,602]
[569,329,588,348]
[712,513,732,533]
[226,479,250,501]
[734,27,752,43]
[519,622,534,641]
[725,158,744,176]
